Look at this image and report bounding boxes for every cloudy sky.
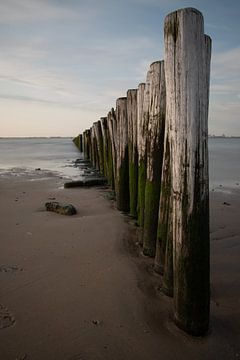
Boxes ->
[0,0,239,137]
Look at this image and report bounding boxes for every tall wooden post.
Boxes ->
[94,121,104,174]
[127,89,138,218]
[164,8,211,335]
[137,77,150,232]
[107,108,117,190]
[154,133,171,274]
[79,134,83,152]
[116,97,129,212]
[85,129,91,160]
[100,117,108,178]
[154,132,174,297]
[143,61,166,257]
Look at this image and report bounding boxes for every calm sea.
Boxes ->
[0,137,84,179]
[0,137,239,188]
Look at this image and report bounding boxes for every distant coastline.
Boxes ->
[0,135,240,139]
[209,135,240,139]
[0,136,73,139]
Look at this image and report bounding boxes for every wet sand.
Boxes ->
[0,170,239,360]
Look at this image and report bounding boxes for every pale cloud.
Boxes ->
[0,0,82,23]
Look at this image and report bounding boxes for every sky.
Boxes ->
[0,0,239,137]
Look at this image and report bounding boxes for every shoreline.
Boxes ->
[0,169,239,359]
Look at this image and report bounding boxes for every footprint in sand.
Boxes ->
[0,265,23,273]
[0,303,15,329]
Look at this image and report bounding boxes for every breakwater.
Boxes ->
[73,7,211,336]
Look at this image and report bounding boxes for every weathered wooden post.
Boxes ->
[164,7,211,335]
[85,129,91,160]
[116,97,129,212]
[72,134,82,151]
[154,134,170,274]
[95,120,104,174]
[154,133,173,296]
[127,89,138,218]
[100,117,109,178]
[143,61,166,257]
[90,127,95,166]
[82,131,87,158]
[107,108,117,190]
[137,79,149,231]
[79,134,83,152]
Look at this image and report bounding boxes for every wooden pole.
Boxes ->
[92,123,100,170]
[143,60,166,257]
[85,129,91,160]
[127,89,138,218]
[164,7,211,335]
[107,108,117,190]
[100,117,108,178]
[94,121,104,174]
[90,127,95,166]
[154,133,171,274]
[154,132,174,297]
[79,134,83,152]
[137,78,150,232]
[116,97,129,212]
[82,131,86,158]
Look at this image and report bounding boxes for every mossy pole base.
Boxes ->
[116,97,129,212]
[127,89,138,218]
[164,8,211,336]
[143,61,166,258]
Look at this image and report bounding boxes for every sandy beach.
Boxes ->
[0,169,239,360]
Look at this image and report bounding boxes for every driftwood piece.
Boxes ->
[116,97,129,212]
[164,7,211,335]
[143,60,166,257]
[127,89,138,218]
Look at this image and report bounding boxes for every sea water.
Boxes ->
[0,137,84,179]
[209,138,240,190]
[0,137,239,188]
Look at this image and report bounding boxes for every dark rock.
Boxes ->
[64,177,107,188]
[45,201,77,215]
[35,168,41,171]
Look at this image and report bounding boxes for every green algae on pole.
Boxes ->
[116,97,129,212]
[143,61,166,257]
[127,89,138,218]
[164,8,211,335]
